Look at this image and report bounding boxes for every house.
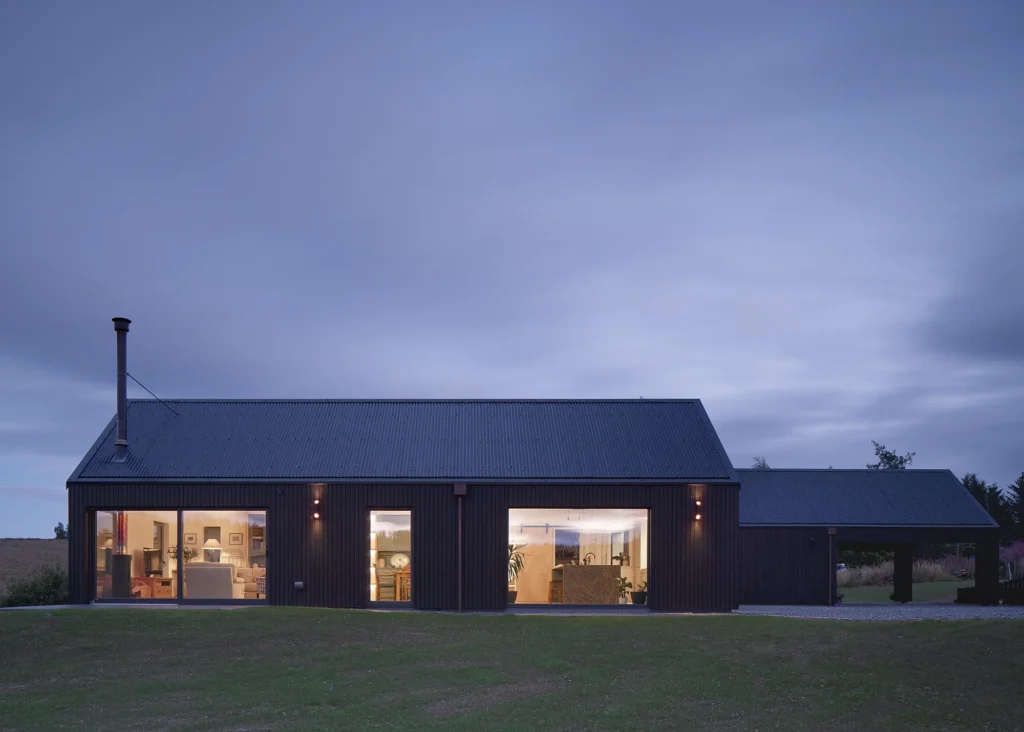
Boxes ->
[65,318,1001,609]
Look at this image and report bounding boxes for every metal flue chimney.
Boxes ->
[112,317,131,459]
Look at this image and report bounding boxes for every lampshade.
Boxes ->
[203,538,222,549]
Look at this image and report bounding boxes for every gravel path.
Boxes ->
[737,603,1024,620]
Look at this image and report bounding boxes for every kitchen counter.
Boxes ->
[552,564,621,604]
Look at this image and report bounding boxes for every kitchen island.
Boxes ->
[551,564,621,604]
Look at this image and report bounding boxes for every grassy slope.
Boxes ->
[1,609,1022,732]
[841,581,972,603]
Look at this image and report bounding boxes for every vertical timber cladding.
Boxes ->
[462,483,740,613]
[66,482,317,606]
[327,483,460,611]
[67,482,461,609]
[738,527,832,605]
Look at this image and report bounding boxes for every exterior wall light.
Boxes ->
[695,513,702,521]
[313,496,322,519]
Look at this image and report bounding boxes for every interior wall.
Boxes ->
[104,510,178,579]
[182,510,252,567]
[514,526,555,603]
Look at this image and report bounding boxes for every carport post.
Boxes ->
[892,544,913,603]
[975,539,1000,605]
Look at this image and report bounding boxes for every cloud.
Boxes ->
[0,1,1022,535]
[919,218,1024,362]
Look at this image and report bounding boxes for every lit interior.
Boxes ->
[369,510,411,602]
[508,508,648,605]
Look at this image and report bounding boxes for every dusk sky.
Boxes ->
[2,2,1022,538]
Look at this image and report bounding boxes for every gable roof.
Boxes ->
[738,468,998,527]
[69,399,737,482]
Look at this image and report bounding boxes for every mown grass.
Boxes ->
[0,608,1021,731]
[841,581,973,603]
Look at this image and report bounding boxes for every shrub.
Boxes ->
[836,560,957,588]
[0,565,69,607]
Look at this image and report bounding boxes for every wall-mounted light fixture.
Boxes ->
[313,497,321,519]
[694,499,703,521]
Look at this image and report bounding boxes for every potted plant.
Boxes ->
[611,553,623,566]
[630,580,647,605]
[508,543,526,604]
[614,576,632,604]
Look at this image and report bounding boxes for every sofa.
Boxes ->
[236,567,267,599]
[183,562,245,600]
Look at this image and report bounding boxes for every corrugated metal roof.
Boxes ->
[70,399,737,482]
[738,469,998,527]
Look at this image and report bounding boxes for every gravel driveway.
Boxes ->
[737,603,1024,620]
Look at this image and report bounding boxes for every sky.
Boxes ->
[1,1,1022,538]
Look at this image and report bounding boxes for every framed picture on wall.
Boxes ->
[229,533,243,546]
[184,533,197,545]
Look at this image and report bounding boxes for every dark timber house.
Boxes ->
[65,319,1002,610]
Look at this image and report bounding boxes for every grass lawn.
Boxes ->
[1,609,1022,731]
[841,580,972,603]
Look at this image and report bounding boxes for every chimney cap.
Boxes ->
[112,317,131,331]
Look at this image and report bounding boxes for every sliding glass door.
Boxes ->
[91,508,267,603]
[95,510,178,600]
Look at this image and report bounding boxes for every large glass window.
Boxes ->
[181,510,267,600]
[369,511,411,603]
[508,509,649,605]
[95,510,178,600]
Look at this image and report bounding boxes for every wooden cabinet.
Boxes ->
[152,578,174,599]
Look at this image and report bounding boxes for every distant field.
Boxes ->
[0,539,67,597]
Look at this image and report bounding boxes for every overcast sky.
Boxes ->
[1,2,1022,538]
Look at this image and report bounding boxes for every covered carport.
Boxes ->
[738,469,1001,606]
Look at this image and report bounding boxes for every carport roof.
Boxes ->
[738,469,998,527]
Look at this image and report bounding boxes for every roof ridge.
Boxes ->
[737,468,951,474]
[124,398,704,404]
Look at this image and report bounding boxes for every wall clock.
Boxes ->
[390,553,410,569]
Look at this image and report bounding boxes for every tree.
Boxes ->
[963,473,1016,544]
[751,456,770,470]
[866,441,915,469]
[53,522,68,539]
[1006,472,1024,541]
